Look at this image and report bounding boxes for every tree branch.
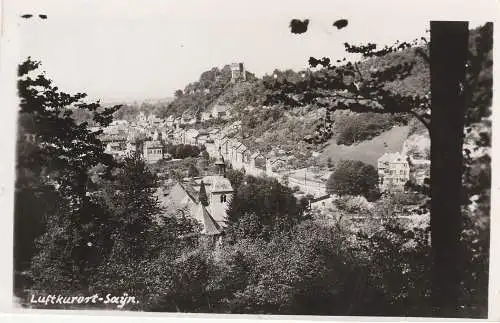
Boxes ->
[408,109,430,131]
[415,48,430,65]
[354,62,365,81]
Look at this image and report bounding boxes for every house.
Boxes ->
[173,117,182,129]
[409,157,431,186]
[229,139,242,165]
[18,112,37,143]
[100,133,127,157]
[185,129,200,145]
[378,152,410,192]
[196,129,210,146]
[266,157,287,176]
[218,136,231,160]
[172,128,186,144]
[209,128,220,137]
[234,143,249,169]
[110,119,129,128]
[126,141,137,154]
[166,115,175,128]
[137,112,147,125]
[143,140,164,163]
[159,154,234,247]
[201,112,212,122]
[250,152,267,170]
[211,105,232,120]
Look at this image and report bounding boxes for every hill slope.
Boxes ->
[320,125,410,167]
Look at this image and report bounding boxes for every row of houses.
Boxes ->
[165,105,233,129]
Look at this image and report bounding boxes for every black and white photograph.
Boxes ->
[1,0,497,321]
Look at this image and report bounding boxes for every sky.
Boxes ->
[5,0,497,102]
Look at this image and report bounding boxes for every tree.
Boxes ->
[226,175,304,241]
[89,153,163,301]
[326,160,378,199]
[16,57,121,294]
[267,20,491,316]
[175,89,184,98]
[226,169,245,192]
[429,22,469,315]
[188,163,200,178]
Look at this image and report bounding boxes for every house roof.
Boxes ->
[200,175,233,193]
[144,140,163,149]
[100,133,127,142]
[237,144,248,153]
[231,140,242,149]
[378,152,405,163]
[185,129,199,137]
[250,152,264,159]
[212,104,231,113]
[410,157,430,166]
[209,129,220,134]
[195,204,222,235]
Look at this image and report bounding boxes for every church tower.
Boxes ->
[214,153,226,177]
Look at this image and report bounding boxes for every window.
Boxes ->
[220,194,227,203]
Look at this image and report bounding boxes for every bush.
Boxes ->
[326,160,378,199]
[334,112,408,146]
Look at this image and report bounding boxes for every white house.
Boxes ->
[377,152,410,192]
[143,140,164,163]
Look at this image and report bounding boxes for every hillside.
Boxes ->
[140,23,489,169]
[320,125,411,167]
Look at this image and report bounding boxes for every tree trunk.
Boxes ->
[430,21,468,316]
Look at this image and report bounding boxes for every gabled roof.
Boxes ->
[250,151,265,159]
[378,152,404,163]
[144,140,163,149]
[209,128,220,134]
[195,204,222,235]
[231,140,242,149]
[167,183,197,205]
[212,104,231,113]
[200,175,233,193]
[185,129,199,137]
[237,144,248,153]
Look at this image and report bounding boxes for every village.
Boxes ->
[95,68,431,241]
[12,5,492,315]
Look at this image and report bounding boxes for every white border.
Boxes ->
[0,0,498,322]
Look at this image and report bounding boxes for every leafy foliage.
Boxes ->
[326,160,378,199]
[226,175,306,241]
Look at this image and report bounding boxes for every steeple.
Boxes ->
[199,180,208,206]
[214,153,226,177]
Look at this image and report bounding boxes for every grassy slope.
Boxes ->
[320,125,410,167]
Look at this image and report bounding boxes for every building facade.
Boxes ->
[377,152,410,192]
[230,62,246,82]
[143,140,164,163]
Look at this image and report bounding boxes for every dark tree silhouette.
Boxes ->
[271,19,492,317]
[429,21,469,316]
[16,57,121,292]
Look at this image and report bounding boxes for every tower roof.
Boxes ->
[214,155,225,165]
